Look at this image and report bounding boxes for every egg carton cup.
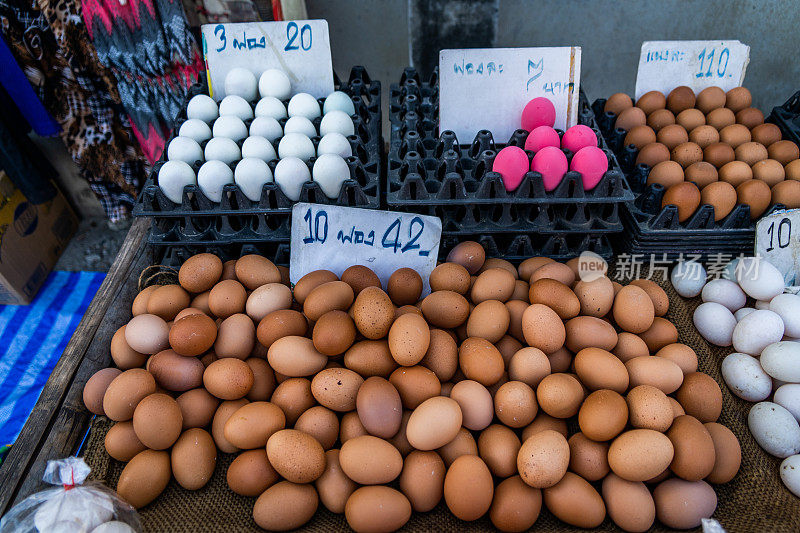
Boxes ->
[148,210,292,244]
[439,232,613,262]
[133,66,382,218]
[767,89,800,147]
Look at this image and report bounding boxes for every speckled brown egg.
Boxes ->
[493,381,537,428]
[751,123,783,147]
[636,91,667,114]
[736,179,771,219]
[676,109,706,131]
[684,162,718,188]
[517,429,570,488]
[688,125,720,149]
[294,406,339,450]
[446,241,485,274]
[647,109,675,132]
[521,304,566,354]
[578,389,628,441]
[132,393,183,449]
[719,161,753,186]
[178,253,222,293]
[627,385,674,432]
[568,432,610,481]
[420,290,469,329]
[703,142,735,168]
[341,265,381,295]
[203,358,254,400]
[772,180,800,208]
[647,161,684,188]
[696,87,726,113]
[706,107,735,130]
[472,268,516,303]
[753,159,786,186]
[735,107,764,129]
[429,262,471,294]
[293,270,338,305]
[572,275,614,317]
[313,310,357,356]
[208,279,247,318]
[615,107,647,131]
[719,124,751,148]
[656,125,689,151]
[667,86,696,113]
[149,349,204,391]
[624,125,657,150]
[605,93,633,115]
[147,284,190,321]
[672,142,703,168]
[234,255,281,290]
[662,182,701,222]
[387,268,423,306]
[266,429,326,483]
[389,366,440,409]
[701,181,737,221]
[352,286,395,338]
[768,140,800,165]
[528,278,579,320]
[735,141,768,165]
[613,285,656,334]
[636,142,671,167]
[169,313,217,356]
[608,429,675,481]
[388,313,430,366]
[726,87,752,112]
[536,373,584,419]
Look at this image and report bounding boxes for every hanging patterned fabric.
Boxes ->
[82,0,204,164]
[0,0,145,222]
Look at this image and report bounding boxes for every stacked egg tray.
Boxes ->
[387,68,633,249]
[133,66,382,246]
[592,97,773,259]
[768,89,800,146]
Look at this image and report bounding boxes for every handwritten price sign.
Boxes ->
[290,203,442,295]
[756,208,800,287]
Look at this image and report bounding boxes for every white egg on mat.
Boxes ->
[736,256,785,301]
[781,455,800,497]
[670,261,707,297]
[219,95,253,121]
[157,160,196,203]
[274,157,311,201]
[701,278,746,312]
[319,110,354,137]
[204,137,241,165]
[255,97,288,120]
[760,342,800,382]
[313,153,350,199]
[197,160,234,202]
[734,307,757,321]
[775,384,800,421]
[284,116,317,138]
[278,133,315,161]
[259,69,291,100]
[693,302,736,346]
[167,137,204,165]
[224,67,257,101]
[721,352,772,402]
[317,132,352,159]
[179,119,212,143]
[770,294,800,338]
[212,116,248,142]
[186,94,219,123]
[288,93,321,120]
[241,136,277,162]
[732,309,785,355]
[234,157,273,202]
[249,116,283,143]
[748,402,800,458]
[323,90,355,115]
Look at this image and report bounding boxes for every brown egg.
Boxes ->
[735,141,769,165]
[190,291,212,316]
[421,290,469,329]
[386,268,423,306]
[675,372,722,423]
[83,368,122,416]
[684,161,718,188]
[117,449,171,508]
[654,479,717,529]
[303,281,355,322]
[256,309,307,349]
[490,475,542,532]
[223,401,285,449]
[293,270,338,304]
[605,93,634,115]
[636,142,671,167]
[719,124,751,148]
[627,384,673,431]
[494,381,537,428]
[636,91,667,114]
[477,424,522,479]
[517,429,570,488]
[624,125,657,150]
[735,107,765,129]
[688,125,720,149]
[613,332,650,362]
[295,406,339,450]
[203,358,254,400]
[518,257,556,282]
[227,449,279,497]
[639,317,678,352]
[208,280,247,318]
[176,388,219,429]
[667,415,716,481]
[471,268,516,303]
[357,376,403,438]
[268,336,327,377]
[406,396,462,450]
[706,107,736,130]
[398,450,446,512]
[528,279,579,320]
[171,428,216,490]
[536,373,584,418]
[505,300,527,342]
[168,313,216,357]
[211,399,248,453]
[132,393,183,449]
[578,389,628,441]
[616,107,647,131]
[676,109,706,131]
[671,141,704,168]
[565,316,618,353]
[132,285,157,316]
[603,473,656,532]
[703,142,735,168]
[339,434,403,484]
[496,335,523,367]
[246,358,276,401]
[340,410,368,443]
[105,421,146,461]
[345,486,411,532]
[704,422,741,484]
[466,300,510,344]
[313,310,356,356]
[613,285,656,334]
[266,429,326,483]
[446,241,486,274]
[420,330,458,381]
[568,432,610,481]
[786,160,800,181]
[737,179,772,219]
[662,182,701,222]
[700,181,737,221]
[350,286,395,338]
[773,180,800,208]
[573,275,614,317]
[178,253,222,293]
[341,265,381,295]
[451,379,494,431]
[654,343,698,374]
[438,427,478,466]
[753,159,786,187]
[110,325,147,370]
[523,412,569,441]
[726,87,752,112]
[626,356,683,394]
[543,472,606,528]
[146,284,190,321]
[769,140,800,165]
[608,429,675,481]
[234,255,280,290]
[148,349,204,391]
[719,160,753,186]
[647,109,675,132]
[647,161,684,188]
[310,367,364,412]
[459,337,505,386]
[102,368,157,421]
[246,283,292,322]
[253,481,319,531]
[479,258,518,278]
[443,455,494,521]
[751,123,783,147]
[389,366,440,409]
[429,262,471,294]
[529,261,575,285]
[521,304,566,354]
[656,125,689,151]
[508,346,551,388]
[574,348,629,393]
[314,449,357,513]
[696,87,726,113]
[667,86,696,113]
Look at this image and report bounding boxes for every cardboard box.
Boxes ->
[0,171,77,304]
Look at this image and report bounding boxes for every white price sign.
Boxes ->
[634,40,750,100]
[755,208,800,286]
[290,203,442,294]
[201,20,334,100]
[439,47,581,143]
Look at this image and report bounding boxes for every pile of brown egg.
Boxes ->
[605,86,800,222]
[82,242,741,532]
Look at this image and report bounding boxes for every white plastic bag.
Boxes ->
[0,457,141,533]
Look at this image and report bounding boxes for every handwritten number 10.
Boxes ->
[285,22,312,51]
[303,208,328,243]
[697,47,730,78]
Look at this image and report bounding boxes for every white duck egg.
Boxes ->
[258,69,291,100]
[249,116,283,143]
[760,341,800,382]
[670,261,707,297]
[284,116,317,138]
[178,119,212,143]
[274,157,311,201]
[204,137,241,165]
[157,160,196,203]
[167,136,204,165]
[734,307,756,321]
[197,160,234,203]
[693,301,736,346]
[219,95,253,121]
[241,136,277,162]
[313,153,350,199]
[234,158,273,202]
[780,454,800,497]
[255,97,288,120]
[775,384,800,421]
[732,309,785,355]
[770,293,800,338]
[736,256,785,301]
[323,91,356,115]
[319,110,355,137]
[224,67,257,101]
[748,402,800,458]
[212,116,248,142]
[278,133,315,161]
[721,352,772,402]
[701,278,746,312]
[288,93,321,120]
[317,132,352,159]
[186,94,218,123]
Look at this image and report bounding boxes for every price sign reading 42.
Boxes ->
[290,203,442,294]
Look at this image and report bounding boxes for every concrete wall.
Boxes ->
[307,0,800,125]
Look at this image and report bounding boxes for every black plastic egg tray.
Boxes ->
[440,232,613,262]
[135,67,382,245]
[155,241,292,267]
[387,67,633,236]
[767,89,800,146]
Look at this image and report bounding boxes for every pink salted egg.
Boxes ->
[521,97,556,131]
[570,146,609,190]
[531,146,568,191]
[524,126,561,152]
[561,124,598,153]
[492,146,530,191]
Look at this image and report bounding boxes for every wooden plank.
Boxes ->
[0,217,150,514]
